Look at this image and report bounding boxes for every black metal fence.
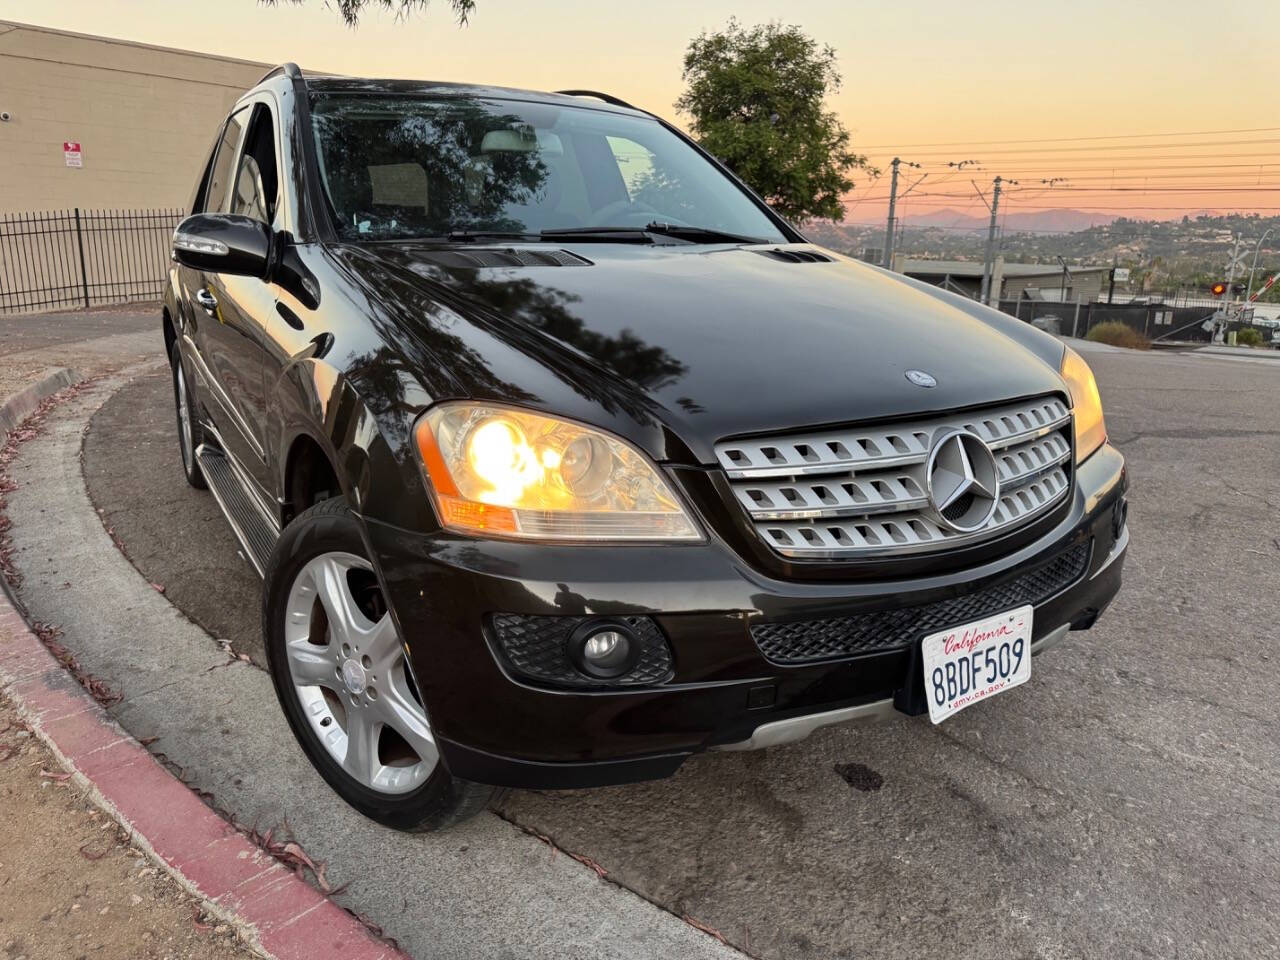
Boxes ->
[996,298,1275,344]
[0,208,184,314]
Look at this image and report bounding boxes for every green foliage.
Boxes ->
[1086,321,1151,350]
[262,0,474,26]
[1235,327,1264,347]
[675,20,871,224]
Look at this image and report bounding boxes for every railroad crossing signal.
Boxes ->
[1211,282,1228,297]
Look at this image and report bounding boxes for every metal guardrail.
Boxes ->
[0,208,183,314]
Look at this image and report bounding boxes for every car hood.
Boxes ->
[335,242,1069,465]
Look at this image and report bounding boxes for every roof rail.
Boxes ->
[554,89,637,110]
[257,62,304,85]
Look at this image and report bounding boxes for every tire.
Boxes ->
[170,341,207,490]
[262,496,497,831]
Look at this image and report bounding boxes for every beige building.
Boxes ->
[0,20,271,213]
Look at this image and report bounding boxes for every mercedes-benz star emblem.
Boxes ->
[905,369,937,388]
[925,429,1001,533]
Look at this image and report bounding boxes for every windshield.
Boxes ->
[308,92,787,243]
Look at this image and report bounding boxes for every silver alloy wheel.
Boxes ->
[176,363,193,473]
[283,552,438,795]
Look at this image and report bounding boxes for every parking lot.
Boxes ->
[4,334,1276,959]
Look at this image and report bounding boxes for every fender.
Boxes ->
[271,349,437,534]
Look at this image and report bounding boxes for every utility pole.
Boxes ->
[979,176,1010,306]
[880,157,972,270]
[882,158,900,268]
[882,157,922,269]
[1245,227,1274,302]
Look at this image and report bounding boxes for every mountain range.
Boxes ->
[891,208,1120,232]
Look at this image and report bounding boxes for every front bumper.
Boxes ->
[366,443,1128,789]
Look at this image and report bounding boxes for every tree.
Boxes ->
[675,20,871,224]
[261,0,474,27]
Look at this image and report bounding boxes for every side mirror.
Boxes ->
[172,214,271,277]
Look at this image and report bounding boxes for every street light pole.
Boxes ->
[1245,227,1274,302]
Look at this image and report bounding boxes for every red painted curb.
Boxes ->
[0,587,410,960]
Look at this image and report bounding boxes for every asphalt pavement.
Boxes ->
[0,306,156,400]
[14,339,1280,959]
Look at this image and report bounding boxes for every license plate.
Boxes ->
[921,605,1033,724]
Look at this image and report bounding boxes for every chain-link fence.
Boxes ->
[0,208,184,315]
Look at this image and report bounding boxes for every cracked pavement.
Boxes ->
[11,332,1280,959]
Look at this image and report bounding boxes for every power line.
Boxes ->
[855,126,1280,149]
[845,185,1280,204]
[908,151,1280,167]
[953,161,1280,175]
[875,138,1280,159]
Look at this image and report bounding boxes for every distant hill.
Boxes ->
[802,209,1122,254]
[898,208,1120,233]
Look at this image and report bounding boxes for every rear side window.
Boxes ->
[204,109,248,215]
[229,104,281,224]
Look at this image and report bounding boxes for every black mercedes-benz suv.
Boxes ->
[163,64,1127,830]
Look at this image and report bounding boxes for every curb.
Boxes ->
[0,377,409,960]
[0,366,79,441]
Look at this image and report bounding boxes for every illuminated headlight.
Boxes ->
[1060,346,1107,463]
[414,403,702,541]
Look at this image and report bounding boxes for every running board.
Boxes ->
[194,444,279,577]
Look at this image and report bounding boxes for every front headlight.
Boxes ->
[1060,346,1106,463]
[413,403,702,541]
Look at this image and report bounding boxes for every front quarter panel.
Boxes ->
[266,244,443,534]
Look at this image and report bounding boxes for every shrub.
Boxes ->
[1086,321,1151,350]
[1235,327,1264,347]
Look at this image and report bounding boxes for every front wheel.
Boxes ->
[262,496,497,831]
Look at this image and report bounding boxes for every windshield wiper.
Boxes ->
[538,226,657,244]
[445,230,542,243]
[641,222,768,244]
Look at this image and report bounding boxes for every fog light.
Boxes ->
[584,631,624,661]
[1112,496,1128,541]
[569,621,640,679]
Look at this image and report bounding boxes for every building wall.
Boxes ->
[0,21,269,213]
[1002,269,1108,303]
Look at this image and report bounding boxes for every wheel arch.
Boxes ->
[282,430,342,524]
[162,304,177,359]
[273,355,435,533]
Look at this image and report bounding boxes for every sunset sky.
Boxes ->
[7,0,1277,225]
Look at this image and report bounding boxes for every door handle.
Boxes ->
[195,288,218,313]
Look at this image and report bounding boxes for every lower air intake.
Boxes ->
[750,541,1091,665]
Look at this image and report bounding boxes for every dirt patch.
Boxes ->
[0,695,257,960]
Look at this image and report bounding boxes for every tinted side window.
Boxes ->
[205,109,248,215]
[229,104,280,224]
[188,134,220,215]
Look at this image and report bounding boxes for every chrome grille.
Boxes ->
[716,396,1073,559]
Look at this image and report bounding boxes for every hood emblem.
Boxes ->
[925,429,1001,533]
[905,369,937,388]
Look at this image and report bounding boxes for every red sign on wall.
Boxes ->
[63,141,82,168]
